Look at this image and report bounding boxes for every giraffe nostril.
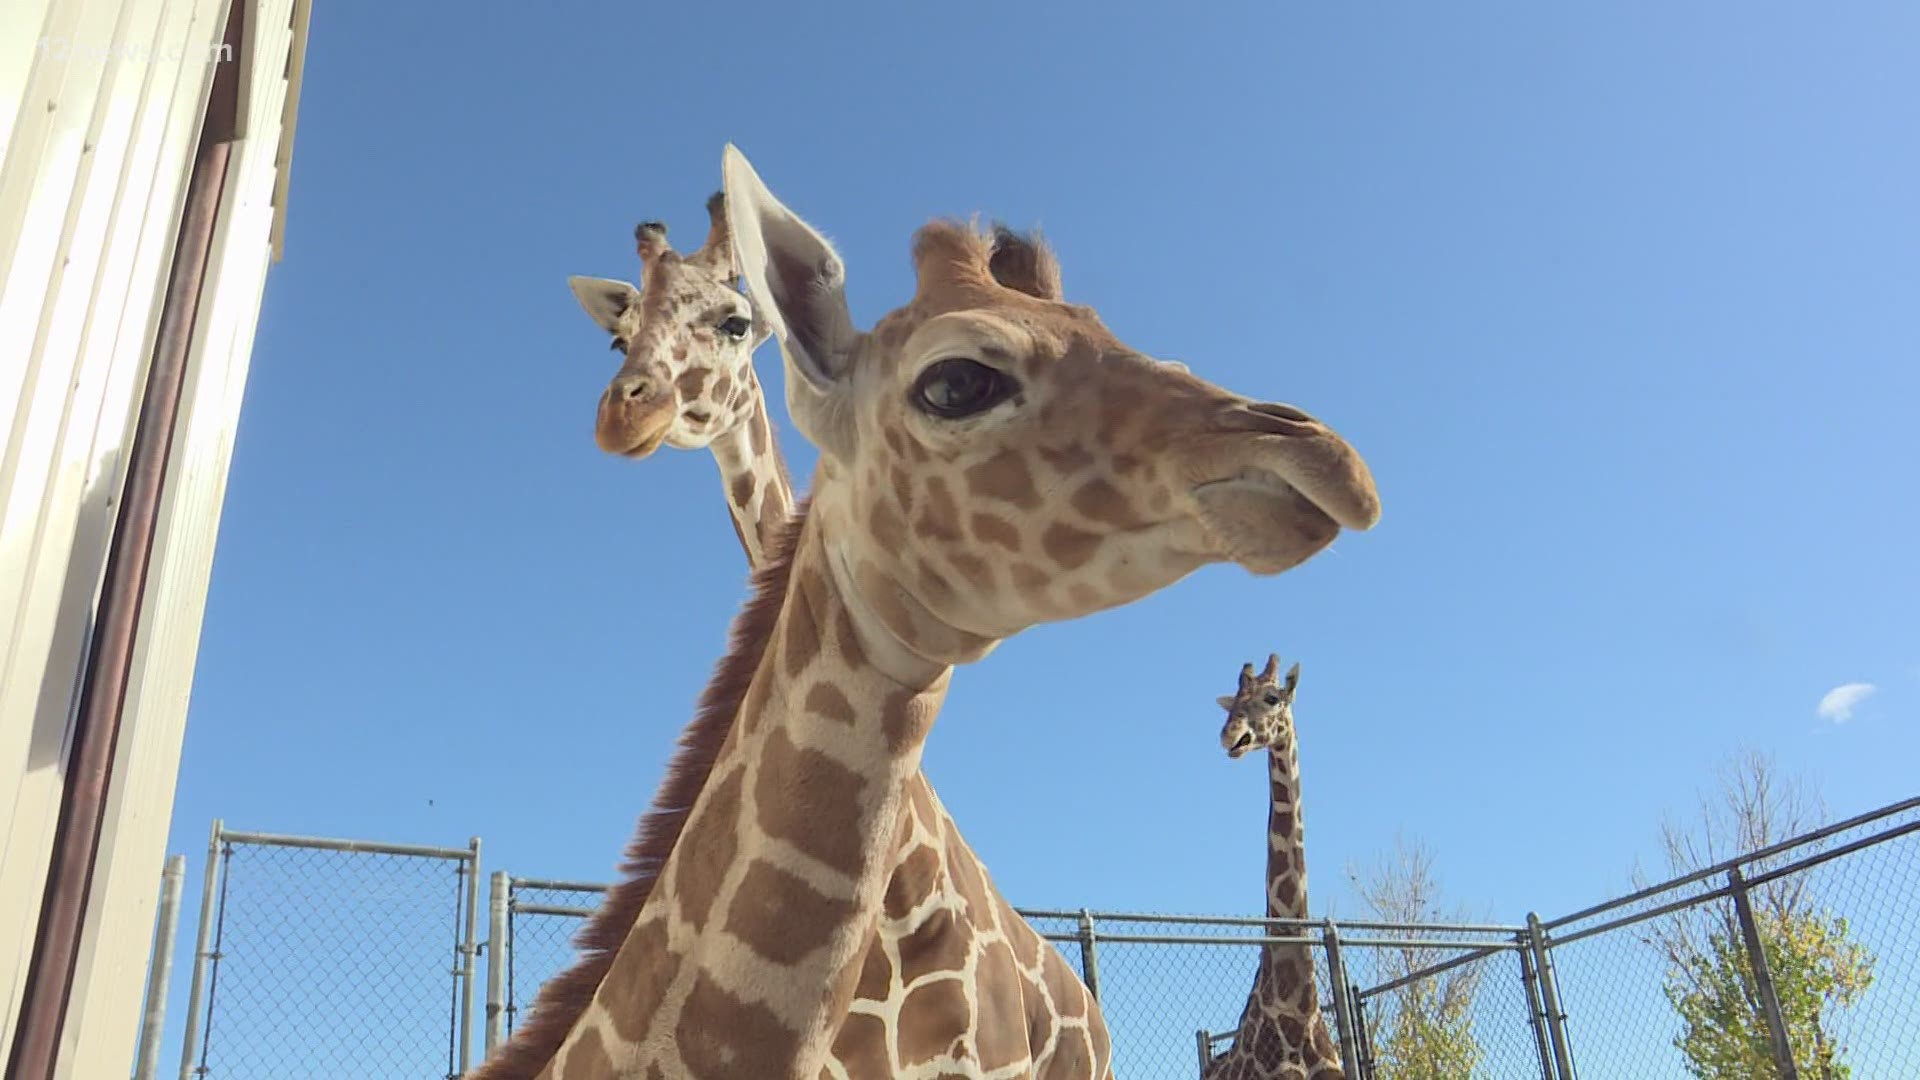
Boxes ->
[614,375,651,402]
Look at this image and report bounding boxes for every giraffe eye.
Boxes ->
[717,315,752,341]
[912,358,1018,419]
[1264,694,1280,706]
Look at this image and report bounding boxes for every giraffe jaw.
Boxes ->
[1191,468,1342,576]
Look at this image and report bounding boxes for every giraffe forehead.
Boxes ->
[866,298,1118,381]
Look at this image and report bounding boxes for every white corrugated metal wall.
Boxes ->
[0,0,307,1073]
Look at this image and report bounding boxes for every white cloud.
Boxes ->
[1816,683,1877,724]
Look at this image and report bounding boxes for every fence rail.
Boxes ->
[147,799,1916,1077]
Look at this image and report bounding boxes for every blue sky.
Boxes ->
[152,0,1916,1070]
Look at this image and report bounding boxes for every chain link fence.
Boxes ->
[150,799,1914,1078]
[171,821,482,1080]
[1534,796,1920,1079]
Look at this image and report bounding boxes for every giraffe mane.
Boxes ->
[470,498,811,1078]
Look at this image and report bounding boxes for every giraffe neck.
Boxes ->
[706,374,793,566]
[1264,731,1307,922]
[552,508,950,1079]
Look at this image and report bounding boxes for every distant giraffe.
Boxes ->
[478,145,1379,1078]
[1205,655,1344,1080]
[565,192,790,563]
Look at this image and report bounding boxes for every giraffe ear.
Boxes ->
[567,276,639,337]
[722,144,859,459]
[1216,695,1237,710]
[1284,662,1301,693]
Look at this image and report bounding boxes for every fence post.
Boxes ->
[1351,990,1376,1080]
[175,819,225,1080]
[1517,929,1557,1080]
[1195,1028,1214,1075]
[133,855,187,1080]
[1076,909,1102,1002]
[1321,919,1363,1074]
[486,872,510,1055]
[1728,867,1800,1080]
[458,837,483,1075]
[1527,913,1576,1080]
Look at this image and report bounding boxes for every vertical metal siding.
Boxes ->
[0,0,302,1072]
[0,0,227,1044]
[62,8,299,1070]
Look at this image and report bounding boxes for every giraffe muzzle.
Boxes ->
[1180,406,1379,575]
[594,373,677,458]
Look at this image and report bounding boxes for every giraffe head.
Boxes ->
[568,192,770,457]
[1218,653,1301,759]
[722,146,1380,670]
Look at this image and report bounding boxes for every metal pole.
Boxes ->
[1527,913,1576,1080]
[1728,867,1800,1080]
[175,821,224,1080]
[1195,1028,1214,1075]
[1352,989,1376,1080]
[458,838,482,1075]
[1076,909,1102,1002]
[132,856,186,1080]
[1517,930,1557,1079]
[485,872,510,1055]
[1321,920,1362,1074]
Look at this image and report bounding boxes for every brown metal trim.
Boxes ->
[4,2,245,1076]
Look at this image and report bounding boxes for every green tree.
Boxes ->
[1348,834,1483,1079]
[1640,751,1877,1078]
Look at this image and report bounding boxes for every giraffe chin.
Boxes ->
[1191,474,1342,576]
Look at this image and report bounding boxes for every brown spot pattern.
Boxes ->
[1071,478,1146,528]
[567,1024,615,1076]
[1036,441,1098,470]
[965,450,1040,508]
[805,683,855,727]
[755,727,867,871]
[675,971,798,1077]
[871,500,907,553]
[971,513,1023,553]
[832,607,865,666]
[673,769,743,930]
[601,917,674,1043]
[829,1012,892,1078]
[898,979,971,1066]
[896,907,969,984]
[723,859,854,965]
[1042,523,1100,570]
[917,476,963,541]
[885,844,942,920]
[948,551,995,591]
[974,940,1029,1069]
[890,466,916,515]
[1011,563,1050,592]
[782,573,824,678]
[853,941,893,1001]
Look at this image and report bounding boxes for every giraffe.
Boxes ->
[526,195,1119,1074]
[565,191,792,563]
[483,143,1380,1079]
[1204,655,1344,1080]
